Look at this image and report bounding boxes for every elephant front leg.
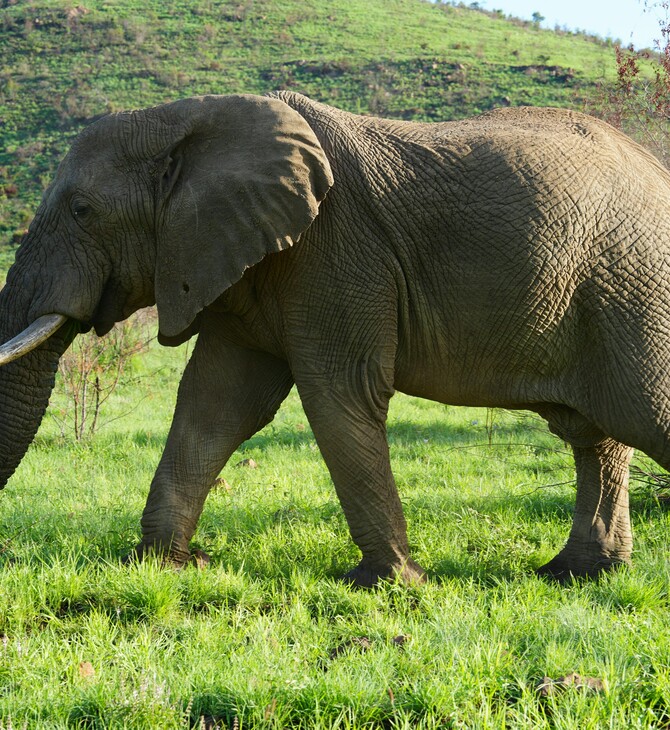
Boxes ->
[134,333,293,567]
[298,380,426,588]
[537,438,633,580]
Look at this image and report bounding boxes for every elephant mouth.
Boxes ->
[89,279,155,337]
[88,306,115,335]
[0,314,69,365]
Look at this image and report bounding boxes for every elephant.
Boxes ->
[1,90,670,587]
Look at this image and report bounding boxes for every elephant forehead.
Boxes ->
[65,116,140,174]
[56,138,136,198]
[57,154,102,187]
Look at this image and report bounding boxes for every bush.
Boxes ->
[53,309,155,441]
[592,2,670,167]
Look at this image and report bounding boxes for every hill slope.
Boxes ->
[0,0,620,249]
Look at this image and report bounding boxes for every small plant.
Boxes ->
[485,407,500,446]
[53,308,155,441]
[590,1,670,167]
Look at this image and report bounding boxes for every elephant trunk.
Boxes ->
[0,282,77,489]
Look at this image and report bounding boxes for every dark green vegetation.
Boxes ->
[1,0,623,249]
[3,1,670,727]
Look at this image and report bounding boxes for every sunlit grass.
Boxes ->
[0,342,669,726]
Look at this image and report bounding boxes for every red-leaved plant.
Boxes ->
[595,1,670,167]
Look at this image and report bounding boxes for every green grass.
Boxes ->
[1,340,670,727]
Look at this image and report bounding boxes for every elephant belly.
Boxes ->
[393,323,568,410]
[394,361,529,409]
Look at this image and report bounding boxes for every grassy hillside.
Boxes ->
[1,0,625,252]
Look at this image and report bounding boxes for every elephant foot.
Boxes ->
[341,557,426,588]
[123,543,210,570]
[185,548,210,570]
[536,549,629,583]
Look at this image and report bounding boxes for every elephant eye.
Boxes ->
[72,200,91,219]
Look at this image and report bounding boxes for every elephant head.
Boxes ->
[0,94,333,488]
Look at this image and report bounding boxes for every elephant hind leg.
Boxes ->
[536,405,633,580]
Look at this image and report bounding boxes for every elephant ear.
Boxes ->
[153,94,333,342]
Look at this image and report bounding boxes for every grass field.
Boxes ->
[1,337,670,728]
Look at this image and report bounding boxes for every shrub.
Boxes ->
[591,2,670,167]
[53,309,155,441]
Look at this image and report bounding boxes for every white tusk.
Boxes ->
[0,314,68,366]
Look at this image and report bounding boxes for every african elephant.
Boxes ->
[1,91,669,586]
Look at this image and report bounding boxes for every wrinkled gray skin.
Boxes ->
[2,91,670,586]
